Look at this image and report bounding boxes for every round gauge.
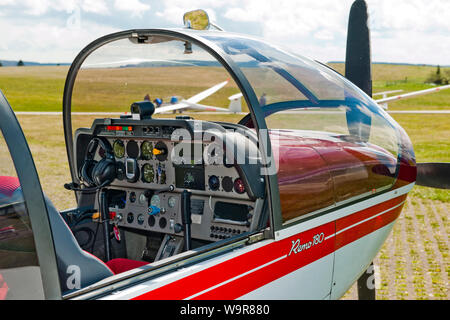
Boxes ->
[148,215,155,227]
[141,141,153,160]
[126,212,134,224]
[168,196,176,208]
[208,175,220,191]
[137,214,145,225]
[139,193,147,204]
[126,140,139,158]
[129,192,136,203]
[113,140,125,158]
[150,194,161,208]
[221,176,233,192]
[154,141,168,161]
[142,163,155,183]
[159,217,167,229]
[234,178,246,194]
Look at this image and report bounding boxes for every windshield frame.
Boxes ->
[62,28,283,232]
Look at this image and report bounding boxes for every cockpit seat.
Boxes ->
[0,176,23,206]
[45,193,148,293]
[0,176,147,294]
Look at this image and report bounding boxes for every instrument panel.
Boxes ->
[107,188,255,241]
[75,119,264,243]
[106,137,250,199]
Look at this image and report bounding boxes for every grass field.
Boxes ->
[0,63,449,299]
[330,63,450,110]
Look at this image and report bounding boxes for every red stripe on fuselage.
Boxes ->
[192,223,335,300]
[132,194,407,300]
[335,194,406,233]
[335,200,405,250]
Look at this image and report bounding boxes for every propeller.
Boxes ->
[416,163,450,189]
[345,0,450,191]
[344,0,449,300]
[345,0,372,142]
[345,0,372,97]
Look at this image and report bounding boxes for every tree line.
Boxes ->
[0,60,25,67]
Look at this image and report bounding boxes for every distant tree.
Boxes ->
[426,65,448,85]
[17,60,24,66]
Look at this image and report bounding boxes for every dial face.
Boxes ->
[139,193,147,204]
[150,194,160,208]
[113,140,125,158]
[126,140,139,158]
[127,212,134,224]
[154,141,168,161]
[141,141,153,160]
[137,214,145,225]
[168,196,176,208]
[142,163,155,183]
[208,175,220,191]
[222,176,233,192]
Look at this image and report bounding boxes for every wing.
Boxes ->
[154,102,190,114]
[154,80,228,114]
[375,84,450,105]
[180,100,230,112]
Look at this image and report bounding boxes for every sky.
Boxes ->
[0,0,449,65]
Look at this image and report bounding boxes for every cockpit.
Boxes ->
[58,26,412,296]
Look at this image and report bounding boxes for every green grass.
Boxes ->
[1,64,449,204]
[329,63,450,110]
[391,114,450,202]
[1,64,449,112]
[0,66,245,112]
[0,66,67,111]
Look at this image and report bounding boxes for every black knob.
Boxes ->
[174,223,183,233]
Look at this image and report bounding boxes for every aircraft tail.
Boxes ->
[228,93,243,113]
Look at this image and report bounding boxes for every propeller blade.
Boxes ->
[345,0,372,97]
[416,163,450,189]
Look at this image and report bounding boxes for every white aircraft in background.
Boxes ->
[152,80,243,114]
[374,84,450,110]
[153,80,450,114]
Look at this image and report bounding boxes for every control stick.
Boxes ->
[181,190,192,251]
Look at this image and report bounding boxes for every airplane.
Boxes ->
[0,0,449,301]
[374,85,450,110]
[151,80,236,114]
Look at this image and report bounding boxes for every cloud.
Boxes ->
[82,0,110,15]
[113,0,151,18]
[0,0,448,65]
[0,15,118,63]
[220,0,449,65]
